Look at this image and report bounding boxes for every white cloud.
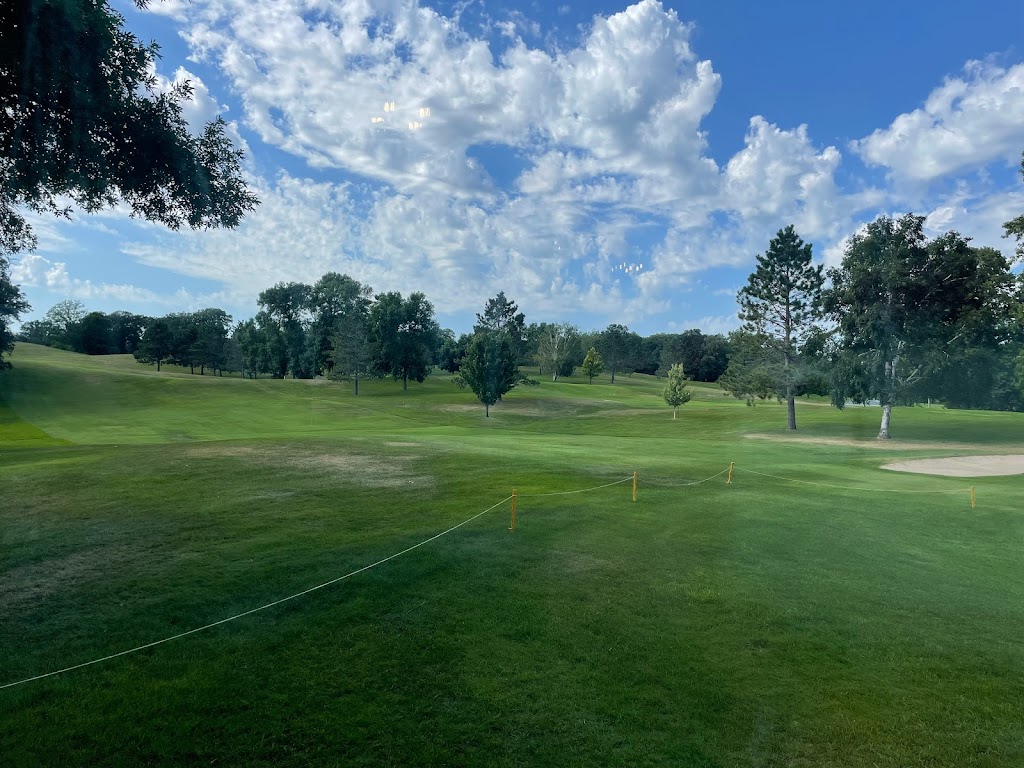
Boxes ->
[853,60,1024,184]
[11,254,183,306]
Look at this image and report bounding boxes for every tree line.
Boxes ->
[720,216,1024,438]
[12,278,731,407]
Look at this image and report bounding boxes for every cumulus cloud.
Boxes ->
[853,60,1024,184]
[11,254,182,306]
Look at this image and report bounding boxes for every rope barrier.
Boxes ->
[517,477,633,497]
[733,467,972,494]
[0,495,513,691]
[652,466,731,488]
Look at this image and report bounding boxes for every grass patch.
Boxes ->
[2,344,1023,766]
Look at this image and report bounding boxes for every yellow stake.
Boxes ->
[727,462,734,484]
[633,471,638,502]
[971,486,976,509]
[510,489,517,531]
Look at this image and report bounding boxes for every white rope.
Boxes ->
[1,495,513,691]
[517,477,633,497]
[652,466,731,488]
[735,467,971,494]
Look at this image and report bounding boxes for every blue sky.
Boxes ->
[13,0,1024,335]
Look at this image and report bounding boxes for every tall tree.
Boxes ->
[330,295,373,395]
[1,257,30,369]
[78,311,113,354]
[535,323,579,381]
[825,215,1014,438]
[258,282,312,378]
[191,308,232,375]
[596,324,640,383]
[309,273,371,374]
[133,318,172,371]
[475,291,527,362]
[108,311,147,354]
[1,0,258,259]
[43,298,86,349]
[460,332,519,417]
[734,225,824,430]
[370,291,438,391]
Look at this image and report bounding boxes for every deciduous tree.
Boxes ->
[581,346,604,383]
[662,363,692,419]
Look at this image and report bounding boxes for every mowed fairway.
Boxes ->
[2,343,1023,767]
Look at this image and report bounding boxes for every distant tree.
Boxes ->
[734,225,824,430]
[536,323,579,381]
[0,0,258,259]
[309,273,371,374]
[43,299,86,349]
[636,336,662,375]
[78,311,113,354]
[475,291,526,362]
[1,258,29,369]
[718,331,780,405]
[662,363,692,419]
[108,311,148,354]
[460,332,518,416]
[16,319,55,345]
[436,329,464,373]
[596,324,640,383]
[191,308,232,375]
[330,293,374,395]
[370,291,438,391]
[698,334,730,382]
[581,346,604,383]
[258,282,312,378]
[134,318,172,371]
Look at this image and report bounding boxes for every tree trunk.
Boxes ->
[354,372,359,396]
[156,359,161,371]
[485,402,490,417]
[786,387,796,431]
[402,373,408,392]
[878,403,892,439]
[673,408,677,420]
[200,365,204,375]
[610,367,616,384]
[190,364,194,374]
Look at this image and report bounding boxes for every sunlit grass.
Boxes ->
[2,343,1022,766]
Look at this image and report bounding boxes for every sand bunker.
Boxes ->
[882,455,1024,477]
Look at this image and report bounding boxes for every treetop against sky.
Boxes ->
[8,0,1024,335]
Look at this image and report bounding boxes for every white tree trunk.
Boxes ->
[877,403,892,439]
[673,408,677,420]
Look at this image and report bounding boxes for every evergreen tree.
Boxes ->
[732,225,824,430]
[460,333,518,416]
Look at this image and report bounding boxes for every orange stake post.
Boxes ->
[727,462,734,484]
[632,471,638,502]
[510,489,517,531]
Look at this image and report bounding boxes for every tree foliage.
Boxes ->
[460,332,519,416]
[0,257,30,369]
[596,324,640,383]
[825,215,1017,437]
[0,0,258,258]
[662,363,692,419]
[730,225,824,430]
[581,346,604,383]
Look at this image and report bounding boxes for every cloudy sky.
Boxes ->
[13,0,1024,334]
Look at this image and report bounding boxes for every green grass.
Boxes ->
[2,342,1023,766]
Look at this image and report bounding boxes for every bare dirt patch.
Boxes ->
[186,444,431,488]
[882,455,1024,477]
[743,433,1009,451]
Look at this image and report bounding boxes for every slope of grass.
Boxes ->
[2,344,1023,766]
